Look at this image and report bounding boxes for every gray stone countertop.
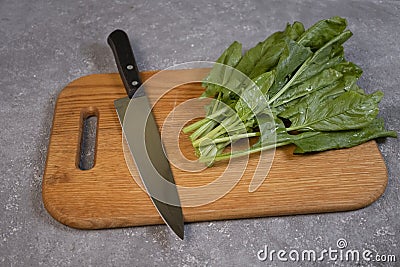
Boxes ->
[1,0,399,266]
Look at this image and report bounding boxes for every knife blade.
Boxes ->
[107,29,184,239]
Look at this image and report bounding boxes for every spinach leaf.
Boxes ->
[293,118,397,153]
[254,115,318,148]
[236,22,305,79]
[278,74,357,119]
[289,46,344,88]
[270,37,313,93]
[285,90,383,132]
[284,21,305,41]
[308,30,353,65]
[235,31,286,78]
[253,71,275,94]
[202,41,242,97]
[234,71,276,120]
[216,40,243,66]
[268,31,352,105]
[273,68,343,107]
[233,72,275,133]
[333,61,363,79]
[274,60,361,111]
[235,82,269,120]
[297,16,348,51]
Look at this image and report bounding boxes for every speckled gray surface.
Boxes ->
[1,0,399,266]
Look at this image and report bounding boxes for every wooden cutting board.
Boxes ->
[42,70,388,229]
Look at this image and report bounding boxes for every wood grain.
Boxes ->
[42,71,388,229]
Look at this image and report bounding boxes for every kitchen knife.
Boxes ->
[107,29,184,239]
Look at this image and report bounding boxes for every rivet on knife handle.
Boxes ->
[107,29,142,99]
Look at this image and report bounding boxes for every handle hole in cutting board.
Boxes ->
[77,107,99,170]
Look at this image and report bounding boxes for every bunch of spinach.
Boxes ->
[182,17,397,165]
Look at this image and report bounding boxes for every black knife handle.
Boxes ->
[107,29,142,99]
